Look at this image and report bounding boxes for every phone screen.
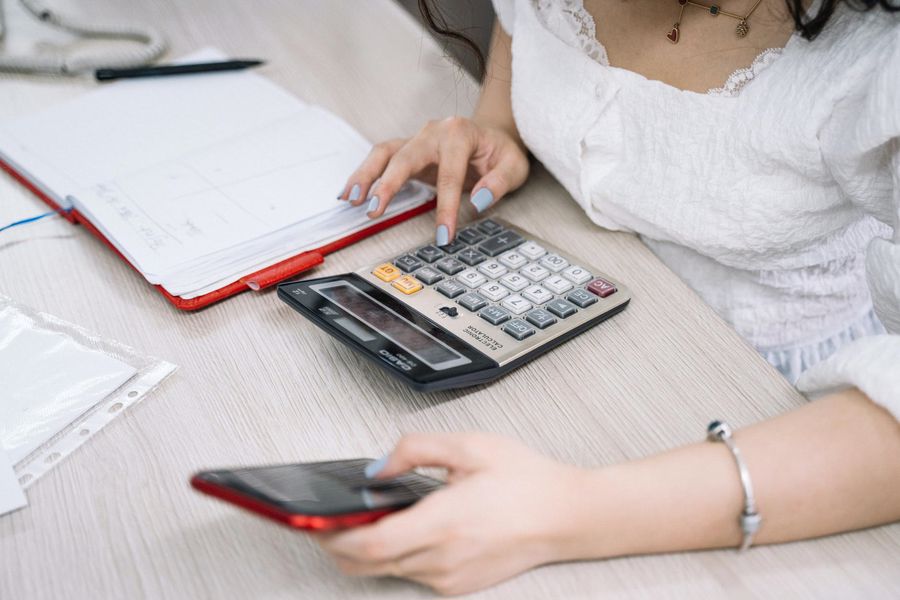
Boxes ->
[195,459,442,517]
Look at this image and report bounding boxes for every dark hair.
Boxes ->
[788,0,898,39]
[420,0,899,79]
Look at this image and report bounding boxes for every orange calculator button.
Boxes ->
[392,275,423,295]
[372,263,401,282]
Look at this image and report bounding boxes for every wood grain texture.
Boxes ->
[1,1,897,598]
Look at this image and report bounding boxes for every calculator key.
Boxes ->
[394,254,423,272]
[500,294,532,315]
[415,266,444,285]
[479,305,511,325]
[520,263,550,282]
[476,219,505,235]
[539,253,569,272]
[372,263,401,282]
[498,250,528,270]
[525,308,557,329]
[522,285,553,305]
[438,239,467,254]
[457,227,485,245]
[478,260,507,279]
[542,274,573,295]
[478,281,509,302]
[546,298,578,319]
[561,265,592,285]
[478,230,524,256]
[435,257,466,275]
[392,275,423,295]
[567,288,598,308]
[458,268,488,288]
[587,277,618,298]
[499,272,529,292]
[503,319,535,341]
[458,247,487,266]
[436,279,466,299]
[415,245,444,263]
[518,241,547,260]
[457,292,488,312]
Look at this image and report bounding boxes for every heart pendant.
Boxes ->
[667,24,680,44]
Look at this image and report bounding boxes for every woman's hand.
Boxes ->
[337,117,530,245]
[313,433,587,596]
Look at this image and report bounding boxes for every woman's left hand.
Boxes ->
[313,433,589,596]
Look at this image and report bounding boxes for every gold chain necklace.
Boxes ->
[668,0,765,44]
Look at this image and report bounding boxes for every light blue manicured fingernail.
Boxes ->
[365,455,389,478]
[436,224,449,246]
[349,184,361,202]
[470,188,493,213]
[367,196,380,213]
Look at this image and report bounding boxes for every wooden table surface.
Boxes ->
[1,1,897,598]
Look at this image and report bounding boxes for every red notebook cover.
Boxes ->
[1,158,435,311]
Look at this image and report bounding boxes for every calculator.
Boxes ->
[278,219,630,391]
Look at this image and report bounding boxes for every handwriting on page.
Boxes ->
[75,110,370,277]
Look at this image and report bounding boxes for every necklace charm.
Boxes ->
[736,19,750,37]
[667,23,681,44]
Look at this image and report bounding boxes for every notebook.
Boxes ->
[0,49,435,309]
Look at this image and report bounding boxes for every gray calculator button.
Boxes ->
[438,239,467,254]
[567,288,598,308]
[457,292,488,312]
[435,257,466,275]
[457,228,486,245]
[436,279,466,298]
[415,245,444,263]
[479,305,511,325]
[476,219,504,235]
[415,266,444,285]
[503,319,535,340]
[525,308,557,329]
[478,230,525,256]
[546,298,578,318]
[394,254,423,272]
[457,247,487,266]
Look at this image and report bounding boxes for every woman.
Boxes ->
[330,0,900,595]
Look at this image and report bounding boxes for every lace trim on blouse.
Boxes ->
[531,0,784,97]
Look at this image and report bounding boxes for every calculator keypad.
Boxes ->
[369,220,621,346]
[392,275,423,294]
[457,292,488,312]
[458,269,487,288]
[395,255,423,272]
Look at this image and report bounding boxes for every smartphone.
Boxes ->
[191,458,443,531]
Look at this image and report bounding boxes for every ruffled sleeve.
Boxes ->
[796,27,900,420]
[491,0,516,36]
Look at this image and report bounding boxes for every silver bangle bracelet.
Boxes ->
[707,420,762,551]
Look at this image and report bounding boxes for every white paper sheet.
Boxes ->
[0,448,26,517]
[0,307,137,464]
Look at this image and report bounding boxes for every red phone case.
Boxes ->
[190,475,395,531]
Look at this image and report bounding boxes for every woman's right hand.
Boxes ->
[337,117,530,245]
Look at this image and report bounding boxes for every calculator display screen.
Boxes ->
[313,282,471,370]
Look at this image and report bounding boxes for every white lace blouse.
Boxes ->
[491,0,900,419]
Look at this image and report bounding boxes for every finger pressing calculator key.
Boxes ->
[278,219,631,391]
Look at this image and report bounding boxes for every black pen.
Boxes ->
[95,59,265,82]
